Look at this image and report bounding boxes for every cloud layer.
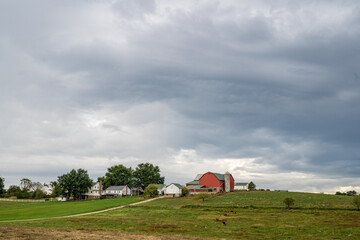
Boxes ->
[1,0,360,193]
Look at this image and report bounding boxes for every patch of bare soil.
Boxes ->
[0,226,203,240]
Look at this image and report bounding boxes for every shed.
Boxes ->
[164,183,182,197]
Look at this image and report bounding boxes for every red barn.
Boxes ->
[186,172,235,193]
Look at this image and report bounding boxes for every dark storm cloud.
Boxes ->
[0,0,359,192]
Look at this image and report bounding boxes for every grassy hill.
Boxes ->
[0,191,359,239]
[144,191,355,209]
[0,197,142,221]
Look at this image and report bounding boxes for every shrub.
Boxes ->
[248,181,256,191]
[181,187,189,197]
[347,190,357,196]
[353,195,360,210]
[144,184,159,198]
[283,197,295,209]
[335,191,346,195]
[196,193,211,202]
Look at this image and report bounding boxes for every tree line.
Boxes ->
[0,162,164,201]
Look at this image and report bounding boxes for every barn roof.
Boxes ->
[186,180,199,185]
[186,185,206,190]
[210,172,225,181]
[153,184,166,189]
[194,174,203,181]
[167,183,182,189]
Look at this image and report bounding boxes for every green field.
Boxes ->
[0,197,142,221]
[0,192,359,239]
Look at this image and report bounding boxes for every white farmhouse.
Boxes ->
[84,182,103,199]
[104,185,131,197]
[164,183,182,197]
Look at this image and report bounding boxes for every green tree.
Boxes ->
[181,186,189,197]
[0,177,5,196]
[57,169,93,200]
[248,181,256,191]
[7,185,22,198]
[144,184,159,198]
[346,190,357,196]
[196,193,211,202]
[32,189,46,199]
[133,163,165,190]
[353,195,360,211]
[103,164,133,189]
[20,178,32,192]
[283,197,295,209]
[50,181,62,198]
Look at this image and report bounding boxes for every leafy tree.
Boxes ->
[57,169,93,200]
[283,197,295,209]
[32,189,46,199]
[20,178,32,192]
[103,164,133,189]
[133,163,165,190]
[248,181,256,191]
[346,190,357,196]
[144,184,159,198]
[0,177,5,195]
[196,193,211,202]
[335,191,346,195]
[50,181,62,198]
[181,186,189,197]
[7,185,22,198]
[30,182,43,192]
[353,195,360,211]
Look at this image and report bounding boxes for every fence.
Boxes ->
[0,198,45,203]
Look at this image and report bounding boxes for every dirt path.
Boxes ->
[0,196,165,223]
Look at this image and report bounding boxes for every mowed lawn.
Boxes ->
[0,191,359,239]
[0,197,142,221]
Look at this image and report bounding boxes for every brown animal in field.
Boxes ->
[215,218,227,225]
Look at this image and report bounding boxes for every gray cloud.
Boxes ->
[1,0,359,193]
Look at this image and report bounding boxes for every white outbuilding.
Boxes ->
[164,183,182,197]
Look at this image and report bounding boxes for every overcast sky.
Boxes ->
[1,0,359,193]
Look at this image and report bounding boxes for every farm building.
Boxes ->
[234,182,249,190]
[103,185,131,197]
[186,171,235,193]
[164,183,182,197]
[153,184,166,195]
[84,182,103,199]
[131,187,143,196]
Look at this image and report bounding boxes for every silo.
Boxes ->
[225,171,231,192]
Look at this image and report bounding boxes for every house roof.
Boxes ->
[186,185,206,190]
[235,182,248,186]
[186,180,199,185]
[167,183,182,189]
[106,185,127,191]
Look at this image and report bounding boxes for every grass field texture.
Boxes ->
[0,197,142,221]
[0,192,359,239]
